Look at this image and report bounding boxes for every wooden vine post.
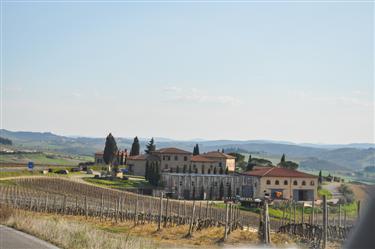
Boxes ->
[187,200,196,237]
[322,195,327,249]
[157,192,163,231]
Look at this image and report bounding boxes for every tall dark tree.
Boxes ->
[193,144,200,156]
[280,154,286,163]
[219,182,224,199]
[318,170,323,184]
[246,155,256,171]
[145,161,150,181]
[145,138,156,154]
[130,136,140,156]
[103,133,118,172]
[227,184,232,198]
[221,148,225,153]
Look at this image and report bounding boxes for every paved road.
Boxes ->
[0,225,60,249]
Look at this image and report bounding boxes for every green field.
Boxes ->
[0,152,93,166]
[83,176,151,189]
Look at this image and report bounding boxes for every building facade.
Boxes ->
[160,172,258,200]
[126,147,236,177]
[243,167,318,201]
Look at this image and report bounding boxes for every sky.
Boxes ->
[1,1,374,144]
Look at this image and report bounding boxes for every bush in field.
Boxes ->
[338,184,355,204]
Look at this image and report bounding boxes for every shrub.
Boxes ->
[338,184,355,204]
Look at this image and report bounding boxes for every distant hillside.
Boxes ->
[300,157,350,171]
[1,129,374,172]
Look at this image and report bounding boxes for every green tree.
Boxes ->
[130,136,140,156]
[279,161,299,170]
[338,184,355,204]
[193,144,200,155]
[103,133,118,172]
[280,154,286,163]
[145,138,156,154]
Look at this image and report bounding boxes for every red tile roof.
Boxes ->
[154,147,192,155]
[243,166,317,178]
[95,151,103,155]
[202,151,236,159]
[127,154,148,160]
[191,155,216,163]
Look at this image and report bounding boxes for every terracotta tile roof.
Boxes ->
[243,166,317,178]
[95,151,103,155]
[202,151,236,159]
[154,147,192,155]
[191,155,216,163]
[127,154,148,160]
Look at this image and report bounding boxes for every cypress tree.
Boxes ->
[130,136,140,156]
[154,162,160,186]
[145,160,150,181]
[318,170,323,184]
[103,133,118,172]
[280,154,286,163]
[145,138,156,154]
[193,144,200,156]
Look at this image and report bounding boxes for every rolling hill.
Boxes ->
[1,129,374,172]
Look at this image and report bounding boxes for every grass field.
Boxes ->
[83,176,151,189]
[0,152,93,166]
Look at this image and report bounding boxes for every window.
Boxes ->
[302,180,306,186]
[164,164,168,169]
[284,180,288,185]
[168,156,171,161]
[266,180,271,185]
[184,156,187,161]
[310,180,315,186]
[179,181,182,186]
[202,165,205,174]
[275,180,279,185]
[293,180,298,186]
[219,162,222,167]
[175,156,178,161]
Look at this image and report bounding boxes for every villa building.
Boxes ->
[243,166,318,201]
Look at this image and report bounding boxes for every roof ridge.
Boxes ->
[262,167,275,177]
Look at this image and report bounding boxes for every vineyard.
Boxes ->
[0,177,358,248]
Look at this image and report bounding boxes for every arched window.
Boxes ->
[302,180,306,186]
[201,165,205,174]
[284,180,288,185]
[293,180,298,186]
[310,180,315,186]
[266,180,271,185]
[275,180,279,185]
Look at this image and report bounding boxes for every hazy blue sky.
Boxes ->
[2,1,374,143]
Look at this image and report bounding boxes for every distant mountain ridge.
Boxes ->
[1,129,374,172]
